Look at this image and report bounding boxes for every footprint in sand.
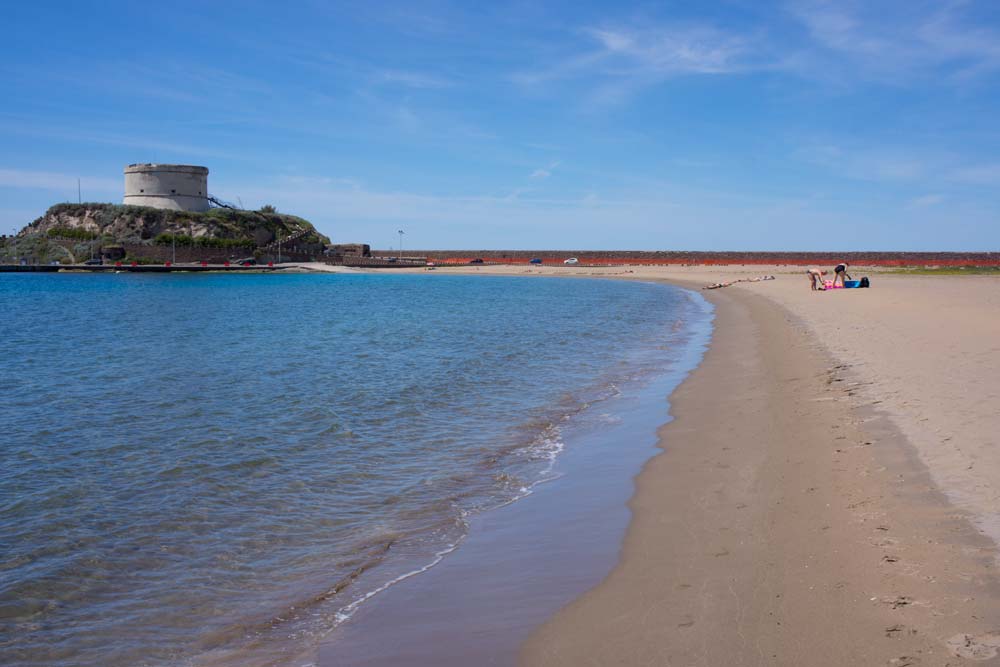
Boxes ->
[946,633,1000,660]
[878,596,913,609]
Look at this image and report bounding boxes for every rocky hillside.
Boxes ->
[19,203,330,248]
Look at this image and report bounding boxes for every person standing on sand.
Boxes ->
[833,262,849,287]
[807,268,825,291]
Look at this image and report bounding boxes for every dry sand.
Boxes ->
[401,263,1000,664]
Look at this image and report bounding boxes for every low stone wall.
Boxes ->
[339,257,426,268]
[257,250,320,263]
[117,244,319,264]
[118,243,253,264]
[390,250,1000,267]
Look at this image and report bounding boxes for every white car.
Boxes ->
[563,257,579,265]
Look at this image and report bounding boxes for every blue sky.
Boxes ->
[3,1,1000,250]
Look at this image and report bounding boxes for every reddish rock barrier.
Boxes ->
[391,250,1000,267]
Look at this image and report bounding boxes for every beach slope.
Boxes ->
[521,285,1000,666]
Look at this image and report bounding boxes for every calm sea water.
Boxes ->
[0,273,709,666]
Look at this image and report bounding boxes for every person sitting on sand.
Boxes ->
[808,268,825,291]
[833,262,850,287]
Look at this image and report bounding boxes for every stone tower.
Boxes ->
[123,164,210,212]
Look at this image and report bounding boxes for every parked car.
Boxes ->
[529,258,543,264]
[84,258,103,266]
[563,257,579,265]
[234,258,256,266]
[469,258,485,264]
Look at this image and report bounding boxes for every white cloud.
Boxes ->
[796,143,930,182]
[796,139,1000,193]
[513,22,751,91]
[513,3,1000,104]
[208,172,999,250]
[0,118,242,160]
[394,105,421,132]
[909,193,945,208]
[377,69,454,89]
[947,164,1000,185]
[585,26,748,75]
[0,168,119,193]
[530,160,561,180]
[786,0,1000,82]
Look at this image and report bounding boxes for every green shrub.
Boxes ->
[47,226,98,240]
[153,233,252,248]
[31,202,330,248]
[154,233,194,247]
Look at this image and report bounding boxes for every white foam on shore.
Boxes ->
[316,283,716,658]
[331,530,469,627]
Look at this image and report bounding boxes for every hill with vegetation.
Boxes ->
[8,203,331,264]
[22,203,329,246]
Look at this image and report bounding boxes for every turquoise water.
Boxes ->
[0,273,709,666]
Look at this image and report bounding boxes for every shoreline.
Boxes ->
[304,264,1000,665]
[315,280,715,666]
[519,274,1000,665]
[12,266,995,663]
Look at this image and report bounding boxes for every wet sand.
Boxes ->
[317,283,713,666]
[515,269,1000,665]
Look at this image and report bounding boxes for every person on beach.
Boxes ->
[807,268,825,291]
[833,262,850,287]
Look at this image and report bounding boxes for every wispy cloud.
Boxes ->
[219,173,986,251]
[795,142,931,182]
[587,26,749,74]
[0,117,245,160]
[513,22,753,92]
[530,160,561,180]
[286,51,454,91]
[909,193,945,208]
[377,69,454,89]
[786,0,1000,82]
[11,61,272,106]
[512,2,1000,106]
[0,168,119,193]
[947,163,1000,185]
[796,139,1000,191]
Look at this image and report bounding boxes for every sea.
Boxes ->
[0,272,713,667]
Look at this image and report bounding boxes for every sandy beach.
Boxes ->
[382,263,1000,664]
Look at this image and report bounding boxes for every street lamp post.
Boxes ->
[398,229,404,260]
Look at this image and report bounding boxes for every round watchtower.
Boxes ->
[123,164,210,212]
